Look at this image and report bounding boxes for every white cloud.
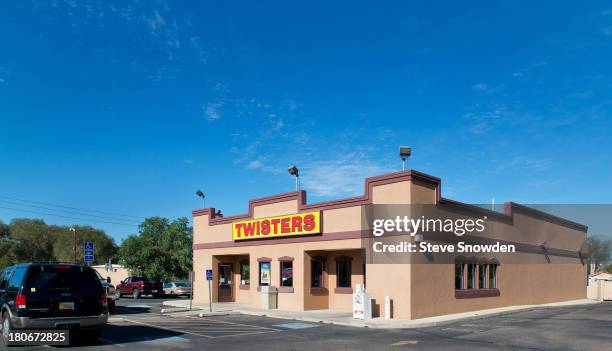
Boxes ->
[464,106,506,134]
[471,83,489,91]
[203,101,223,121]
[145,10,166,30]
[524,179,561,187]
[492,156,553,173]
[246,160,263,170]
[302,154,393,197]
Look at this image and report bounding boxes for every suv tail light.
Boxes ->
[101,290,107,306]
[16,294,26,309]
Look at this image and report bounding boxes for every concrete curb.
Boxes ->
[197,311,239,317]
[278,300,602,329]
[160,299,601,329]
[160,308,191,314]
[108,317,126,323]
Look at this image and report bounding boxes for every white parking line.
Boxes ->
[122,318,215,339]
[212,330,281,338]
[121,316,280,339]
[199,317,279,330]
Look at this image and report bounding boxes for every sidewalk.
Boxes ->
[162,298,600,329]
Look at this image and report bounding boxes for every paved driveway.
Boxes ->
[14,299,612,350]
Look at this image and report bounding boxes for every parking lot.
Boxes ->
[14,299,612,350]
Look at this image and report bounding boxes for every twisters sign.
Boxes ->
[232,211,321,241]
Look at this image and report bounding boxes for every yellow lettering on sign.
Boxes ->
[232,212,321,241]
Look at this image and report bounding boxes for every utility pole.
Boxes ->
[70,227,76,263]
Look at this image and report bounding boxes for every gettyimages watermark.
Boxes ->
[360,204,609,264]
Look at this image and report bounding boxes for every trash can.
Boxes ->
[260,286,278,309]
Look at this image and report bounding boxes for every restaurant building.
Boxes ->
[192,170,587,319]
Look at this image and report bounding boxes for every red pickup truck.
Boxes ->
[115,276,163,299]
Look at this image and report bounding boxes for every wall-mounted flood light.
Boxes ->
[288,165,300,191]
[399,146,412,171]
[196,190,205,208]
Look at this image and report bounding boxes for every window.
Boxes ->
[259,261,270,286]
[8,267,27,293]
[455,259,500,298]
[336,259,351,288]
[466,263,476,289]
[25,266,99,293]
[240,261,250,285]
[311,258,323,288]
[454,263,464,289]
[280,261,293,287]
[489,264,497,288]
[0,269,12,291]
[478,264,487,289]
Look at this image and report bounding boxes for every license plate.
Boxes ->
[59,302,75,311]
[151,290,157,293]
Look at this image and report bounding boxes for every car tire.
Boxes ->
[170,291,175,297]
[1,311,12,347]
[133,289,140,299]
[153,293,159,299]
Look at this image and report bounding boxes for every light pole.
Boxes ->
[288,166,300,191]
[196,190,205,208]
[399,146,412,171]
[69,227,76,263]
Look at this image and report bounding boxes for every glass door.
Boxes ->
[218,264,234,302]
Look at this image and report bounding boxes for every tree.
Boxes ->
[0,218,117,269]
[53,225,118,265]
[118,217,192,281]
[603,263,612,274]
[587,236,612,274]
[9,219,57,262]
[0,220,14,271]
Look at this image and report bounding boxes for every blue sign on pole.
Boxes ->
[206,269,213,281]
[84,241,94,263]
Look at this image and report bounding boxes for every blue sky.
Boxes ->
[1,1,611,242]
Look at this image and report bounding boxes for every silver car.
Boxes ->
[163,282,191,297]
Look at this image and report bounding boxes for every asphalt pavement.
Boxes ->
[11,298,612,350]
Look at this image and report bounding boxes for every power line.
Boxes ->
[0,199,141,224]
[0,206,139,227]
[0,195,145,220]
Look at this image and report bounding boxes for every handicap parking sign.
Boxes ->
[84,241,94,262]
[206,269,213,281]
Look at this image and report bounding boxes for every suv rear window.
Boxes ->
[25,266,101,293]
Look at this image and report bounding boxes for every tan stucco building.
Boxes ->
[192,170,587,320]
[93,264,130,285]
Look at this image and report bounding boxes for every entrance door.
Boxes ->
[218,264,234,302]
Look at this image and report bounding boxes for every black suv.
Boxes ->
[0,263,108,345]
